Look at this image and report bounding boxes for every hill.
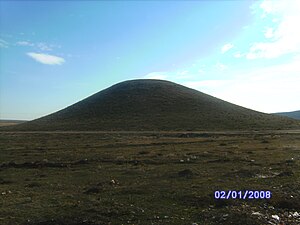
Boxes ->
[273,110,300,120]
[4,79,300,131]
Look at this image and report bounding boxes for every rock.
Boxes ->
[252,212,264,216]
[292,212,299,218]
[271,215,280,220]
[110,179,119,185]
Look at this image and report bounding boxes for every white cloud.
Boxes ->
[233,52,243,58]
[221,43,234,53]
[259,1,290,16]
[0,39,9,48]
[247,0,300,59]
[184,80,231,90]
[175,70,195,79]
[17,41,34,46]
[183,57,300,113]
[198,69,205,74]
[259,0,276,17]
[27,52,65,65]
[246,42,280,59]
[178,70,188,75]
[215,62,227,71]
[143,72,168,80]
[264,27,274,38]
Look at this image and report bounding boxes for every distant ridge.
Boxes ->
[273,110,300,120]
[4,79,300,131]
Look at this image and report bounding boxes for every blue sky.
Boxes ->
[0,0,299,120]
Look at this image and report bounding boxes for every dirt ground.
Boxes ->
[0,131,299,225]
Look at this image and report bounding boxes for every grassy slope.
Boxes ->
[4,79,300,131]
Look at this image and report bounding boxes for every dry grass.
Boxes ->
[0,131,300,224]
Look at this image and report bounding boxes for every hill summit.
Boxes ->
[9,79,300,131]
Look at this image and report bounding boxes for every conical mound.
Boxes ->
[8,79,300,131]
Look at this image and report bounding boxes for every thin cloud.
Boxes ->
[17,41,55,51]
[17,41,34,46]
[27,52,65,65]
[184,80,231,90]
[215,62,227,71]
[264,27,274,39]
[0,39,9,48]
[143,72,168,80]
[37,42,53,51]
[233,52,243,58]
[221,43,234,53]
[175,70,194,79]
[178,70,188,75]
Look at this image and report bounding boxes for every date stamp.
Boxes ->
[214,190,272,199]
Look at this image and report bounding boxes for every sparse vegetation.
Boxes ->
[1,131,299,224]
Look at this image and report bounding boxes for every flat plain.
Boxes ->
[1,131,300,225]
[0,120,26,127]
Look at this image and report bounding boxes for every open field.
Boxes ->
[1,131,300,225]
[0,120,27,127]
